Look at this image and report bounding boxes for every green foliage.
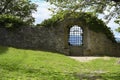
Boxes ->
[47,0,120,25]
[115,17,120,32]
[0,46,81,80]
[0,14,26,30]
[80,13,115,43]
[116,27,120,32]
[40,10,68,27]
[0,0,37,25]
[41,11,116,43]
[0,46,120,79]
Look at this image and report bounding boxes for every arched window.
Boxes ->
[68,25,83,46]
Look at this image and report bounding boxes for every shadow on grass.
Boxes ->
[0,46,8,55]
[9,46,65,56]
[75,72,120,80]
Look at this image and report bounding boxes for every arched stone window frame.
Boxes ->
[63,20,85,49]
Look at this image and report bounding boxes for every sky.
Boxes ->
[32,0,52,24]
[31,0,120,38]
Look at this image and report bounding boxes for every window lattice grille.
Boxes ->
[68,25,83,46]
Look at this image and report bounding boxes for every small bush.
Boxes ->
[0,14,26,30]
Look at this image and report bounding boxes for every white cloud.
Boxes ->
[32,1,52,24]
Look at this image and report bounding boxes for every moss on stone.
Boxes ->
[40,11,116,43]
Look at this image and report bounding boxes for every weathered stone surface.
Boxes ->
[0,18,120,56]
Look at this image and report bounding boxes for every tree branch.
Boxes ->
[0,0,12,14]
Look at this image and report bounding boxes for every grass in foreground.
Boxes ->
[0,46,81,80]
[0,46,120,80]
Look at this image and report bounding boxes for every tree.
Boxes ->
[0,0,37,25]
[46,0,120,31]
[115,16,120,32]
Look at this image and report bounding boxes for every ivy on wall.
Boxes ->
[40,11,69,27]
[40,11,116,43]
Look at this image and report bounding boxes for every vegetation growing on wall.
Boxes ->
[40,11,68,27]
[40,11,116,43]
[47,0,120,33]
[0,14,27,30]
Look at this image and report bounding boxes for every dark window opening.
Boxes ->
[68,25,83,46]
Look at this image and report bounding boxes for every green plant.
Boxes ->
[0,46,120,80]
[0,14,26,30]
[40,11,116,43]
[0,0,37,25]
[40,10,69,27]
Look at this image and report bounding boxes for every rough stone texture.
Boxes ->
[0,26,64,53]
[83,27,120,56]
[0,18,120,56]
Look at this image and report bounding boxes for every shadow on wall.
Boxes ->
[0,46,8,55]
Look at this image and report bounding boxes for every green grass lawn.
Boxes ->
[0,46,120,80]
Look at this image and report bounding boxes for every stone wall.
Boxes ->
[61,18,120,56]
[83,27,120,56]
[0,26,65,54]
[0,19,120,56]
